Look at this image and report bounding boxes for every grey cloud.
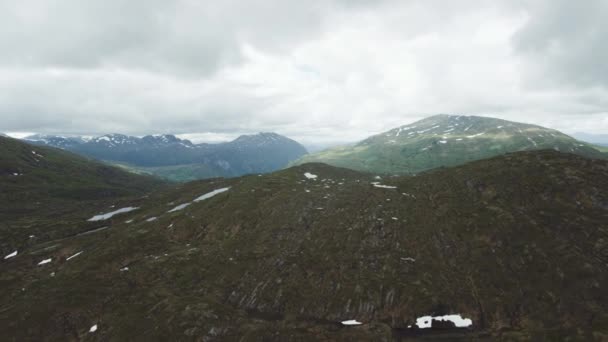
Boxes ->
[0,0,371,77]
[0,1,607,142]
[513,0,608,89]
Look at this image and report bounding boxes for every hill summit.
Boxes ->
[294,114,605,174]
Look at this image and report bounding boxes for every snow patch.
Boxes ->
[466,132,485,139]
[341,319,363,326]
[66,251,83,261]
[89,324,98,333]
[4,250,17,259]
[194,187,230,202]
[88,207,139,221]
[304,172,318,180]
[168,203,191,212]
[415,314,472,329]
[38,258,52,265]
[371,182,397,189]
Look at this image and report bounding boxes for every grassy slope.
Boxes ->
[107,160,235,182]
[0,136,166,250]
[593,144,608,153]
[295,115,606,174]
[1,150,606,341]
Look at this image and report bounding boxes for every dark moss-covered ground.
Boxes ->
[0,136,166,252]
[1,150,607,341]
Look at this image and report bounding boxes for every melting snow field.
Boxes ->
[38,258,52,265]
[304,172,318,179]
[194,187,230,202]
[4,250,17,259]
[88,207,139,221]
[415,314,473,329]
[168,202,191,212]
[371,182,397,189]
[66,251,83,261]
[341,319,363,326]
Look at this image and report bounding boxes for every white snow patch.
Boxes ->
[120,267,129,272]
[146,217,157,222]
[38,258,52,265]
[168,202,191,212]
[416,314,473,329]
[438,140,447,144]
[89,324,98,333]
[417,125,441,134]
[194,187,230,202]
[88,207,139,221]
[66,251,83,261]
[466,132,485,139]
[341,319,363,326]
[371,182,397,189]
[4,250,17,259]
[304,172,318,179]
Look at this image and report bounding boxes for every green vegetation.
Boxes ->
[1,149,606,340]
[294,114,606,174]
[593,144,608,153]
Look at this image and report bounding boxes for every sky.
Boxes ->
[1,0,607,147]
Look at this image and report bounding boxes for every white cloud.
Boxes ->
[0,0,606,144]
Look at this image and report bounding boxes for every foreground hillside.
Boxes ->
[25,132,308,181]
[1,150,606,341]
[0,136,165,250]
[295,114,605,174]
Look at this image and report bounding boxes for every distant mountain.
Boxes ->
[24,132,308,181]
[23,134,89,149]
[294,114,605,174]
[1,150,607,340]
[572,132,608,145]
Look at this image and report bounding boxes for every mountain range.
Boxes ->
[24,132,308,181]
[1,136,607,340]
[294,115,606,174]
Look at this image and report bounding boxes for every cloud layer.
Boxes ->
[1,0,607,145]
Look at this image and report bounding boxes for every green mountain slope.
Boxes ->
[294,114,605,174]
[0,136,166,250]
[1,150,606,340]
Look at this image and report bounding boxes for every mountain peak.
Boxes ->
[296,114,604,174]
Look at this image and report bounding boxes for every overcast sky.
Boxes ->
[1,0,607,146]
